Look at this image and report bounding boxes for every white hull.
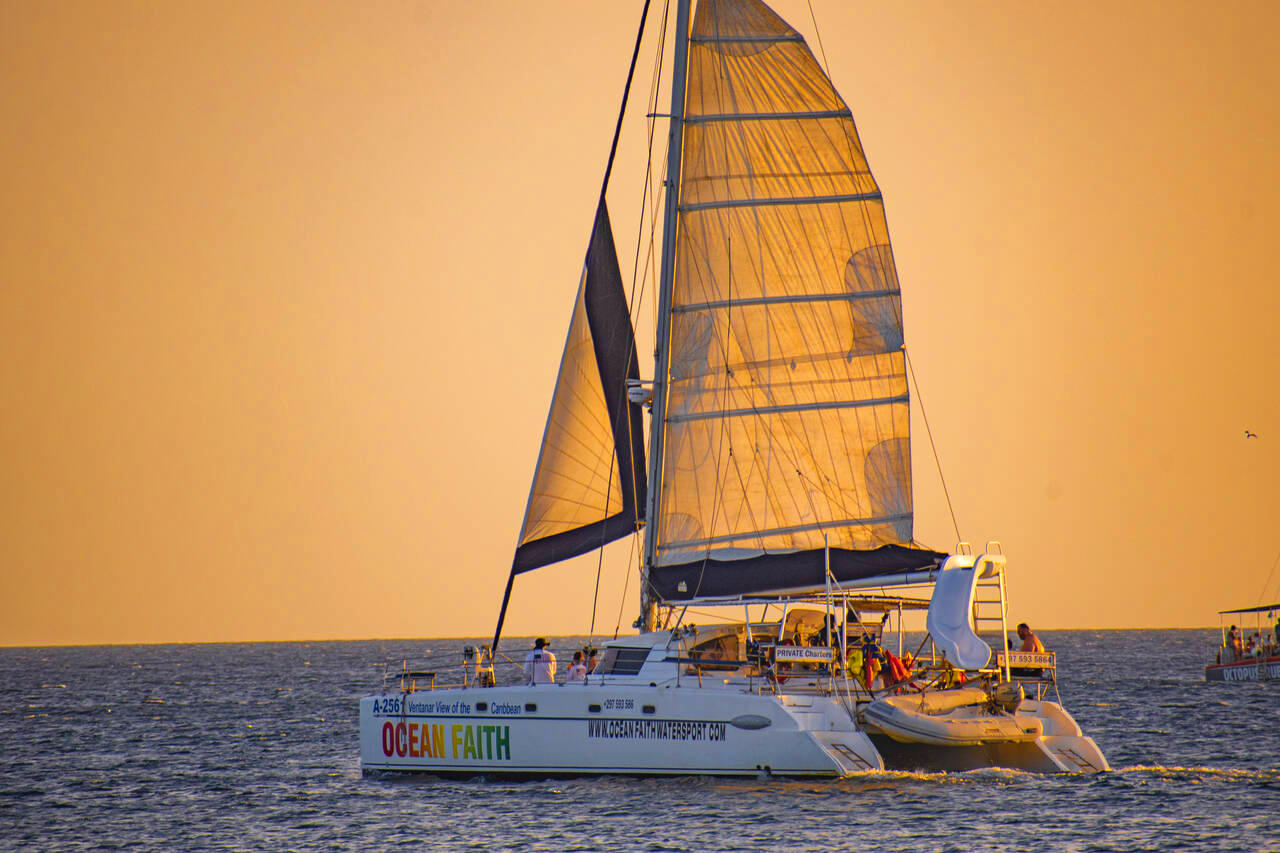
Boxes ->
[360,683,883,777]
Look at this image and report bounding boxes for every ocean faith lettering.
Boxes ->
[381,721,511,760]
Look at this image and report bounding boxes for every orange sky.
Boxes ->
[3,0,1278,646]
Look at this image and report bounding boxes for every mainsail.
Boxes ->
[648,0,943,600]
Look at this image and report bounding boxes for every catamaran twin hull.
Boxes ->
[360,685,883,777]
[359,683,1110,777]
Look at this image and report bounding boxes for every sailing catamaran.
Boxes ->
[359,0,1108,776]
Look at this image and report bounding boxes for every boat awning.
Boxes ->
[1217,603,1280,615]
[681,592,932,611]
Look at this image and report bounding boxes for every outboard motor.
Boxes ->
[993,681,1024,713]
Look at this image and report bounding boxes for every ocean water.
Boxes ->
[2,630,1277,851]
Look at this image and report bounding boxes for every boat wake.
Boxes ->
[1111,764,1279,782]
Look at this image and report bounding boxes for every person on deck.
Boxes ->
[566,651,587,682]
[523,638,557,684]
[1228,625,1242,661]
[1017,623,1046,653]
[815,614,839,648]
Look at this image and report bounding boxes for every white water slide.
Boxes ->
[925,555,998,670]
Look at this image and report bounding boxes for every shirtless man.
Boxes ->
[1017,622,1045,653]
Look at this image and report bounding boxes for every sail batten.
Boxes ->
[673,288,897,313]
[646,0,936,597]
[667,394,909,424]
[687,109,851,123]
[680,191,882,212]
[690,34,803,44]
[664,513,914,550]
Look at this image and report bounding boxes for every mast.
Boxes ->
[640,0,691,632]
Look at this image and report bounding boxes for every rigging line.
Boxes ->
[682,5,745,599]
[803,0,897,402]
[706,22,870,548]
[606,23,671,654]
[805,0,899,466]
[643,0,686,594]
[1255,545,1280,607]
[697,13,850,565]
[599,0,654,201]
[618,0,670,626]
[502,0,654,655]
[715,7,787,548]
[591,0,668,640]
[904,345,961,545]
[590,545,605,637]
[628,0,670,327]
[614,533,640,639]
[680,6,785,564]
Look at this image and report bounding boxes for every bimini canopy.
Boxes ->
[1218,604,1280,615]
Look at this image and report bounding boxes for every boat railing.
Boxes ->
[382,645,498,694]
[1214,643,1277,665]
[384,668,436,693]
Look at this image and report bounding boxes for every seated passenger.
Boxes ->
[1017,622,1046,653]
[566,651,587,682]
[1012,623,1045,677]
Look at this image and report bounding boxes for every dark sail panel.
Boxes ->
[512,199,647,574]
[649,545,945,601]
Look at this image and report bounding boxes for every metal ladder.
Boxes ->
[970,542,1009,673]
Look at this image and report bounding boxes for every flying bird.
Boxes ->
[1245,430,1259,438]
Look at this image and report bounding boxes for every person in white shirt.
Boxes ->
[566,651,588,682]
[523,638,557,684]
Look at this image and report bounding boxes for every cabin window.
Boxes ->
[688,634,740,670]
[475,702,488,711]
[525,703,537,712]
[596,647,650,676]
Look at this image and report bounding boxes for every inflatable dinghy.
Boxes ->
[862,688,1042,747]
